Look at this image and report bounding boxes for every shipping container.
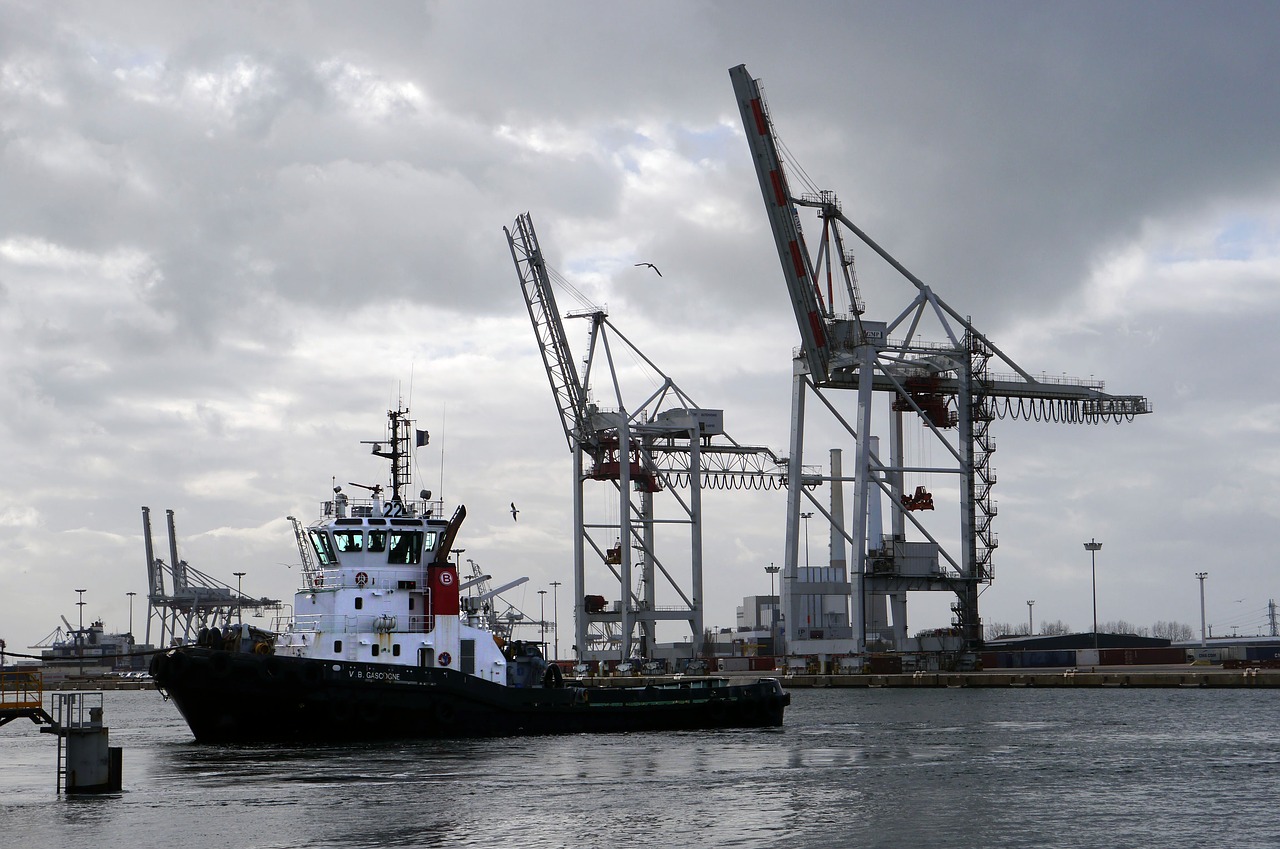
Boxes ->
[1099,647,1188,666]
[866,654,902,674]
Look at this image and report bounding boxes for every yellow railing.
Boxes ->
[0,668,43,710]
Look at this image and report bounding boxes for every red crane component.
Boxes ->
[902,486,935,512]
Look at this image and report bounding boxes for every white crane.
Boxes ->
[505,212,794,662]
[730,64,1151,662]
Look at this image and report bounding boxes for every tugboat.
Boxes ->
[151,407,788,742]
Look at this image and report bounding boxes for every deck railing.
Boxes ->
[0,668,43,710]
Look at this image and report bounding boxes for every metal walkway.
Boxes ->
[0,668,55,727]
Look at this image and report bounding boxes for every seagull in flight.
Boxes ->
[510,502,519,522]
[634,262,662,277]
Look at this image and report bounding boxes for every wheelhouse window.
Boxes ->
[422,531,439,552]
[367,530,387,553]
[333,531,363,553]
[309,530,337,565]
[387,531,423,564]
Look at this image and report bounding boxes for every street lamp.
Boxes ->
[234,572,246,625]
[765,562,780,597]
[75,588,87,676]
[1084,539,1102,651]
[1195,572,1208,647]
[538,589,547,649]
[126,591,137,638]
[549,580,561,661]
[1027,600,1035,636]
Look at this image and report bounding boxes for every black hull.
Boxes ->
[150,648,789,743]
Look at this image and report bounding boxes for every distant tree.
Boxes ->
[984,622,1014,640]
[1039,620,1072,636]
[1152,621,1194,641]
[1099,620,1150,637]
[983,621,1034,640]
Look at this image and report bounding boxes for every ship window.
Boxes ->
[392,644,401,657]
[333,531,363,552]
[333,640,342,652]
[387,531,423,565]
[354,597,363,610]
[309,530,337,565]
[372,645,380,657]
[408,596,415,611]
[422,531,438,551]
[367,531,387,553]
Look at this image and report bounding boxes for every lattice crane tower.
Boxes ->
[506,213,793,662]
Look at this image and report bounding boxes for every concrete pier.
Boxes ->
[571,666,1280,689]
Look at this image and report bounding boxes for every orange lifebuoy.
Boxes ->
[313,575,324,587]
[355,571,369,588]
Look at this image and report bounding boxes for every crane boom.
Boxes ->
[730,64,831,382]
[505,213,589,452]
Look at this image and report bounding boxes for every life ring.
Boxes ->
[313,575,324,587]
[437,651,451,667]
[355,571,369,588]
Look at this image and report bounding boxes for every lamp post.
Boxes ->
[126,591,137,638]
[1084,539,1102,651]
[1027,600,1035,636]
[766,563,781,629]
[549,580,561,661]
[1195,572,1208,647]
[538,590,547,649]
[75,588,87,676]
[233,572,246,625]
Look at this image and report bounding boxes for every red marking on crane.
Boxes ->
[788,240,807,280]
[750,98,768,135]
[769,170,787,207]
[808,312,827,349]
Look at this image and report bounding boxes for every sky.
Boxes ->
[2,1,1279,653]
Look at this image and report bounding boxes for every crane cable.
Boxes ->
[987,396,1139,424]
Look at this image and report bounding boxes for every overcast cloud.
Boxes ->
[3,1,1279,651]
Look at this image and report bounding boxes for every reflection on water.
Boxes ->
[3,687,1279,848]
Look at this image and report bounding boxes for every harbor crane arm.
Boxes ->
[730,64,831,382]
[505,213,590,452]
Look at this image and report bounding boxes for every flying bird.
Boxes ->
[510,502,519,522]
[634,262,662,277]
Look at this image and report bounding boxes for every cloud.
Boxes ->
[2,1,1279,650]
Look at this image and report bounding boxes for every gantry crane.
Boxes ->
[729,64,1151,661]
[141,506,282,647]
[505,212,794,662]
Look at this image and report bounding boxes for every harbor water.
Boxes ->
[3,686,1278,848]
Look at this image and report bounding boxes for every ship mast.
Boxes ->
[363,406,414,505]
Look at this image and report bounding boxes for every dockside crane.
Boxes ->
[729,64,1151,660]
[506,212,794,662]
[141,506,282,647]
